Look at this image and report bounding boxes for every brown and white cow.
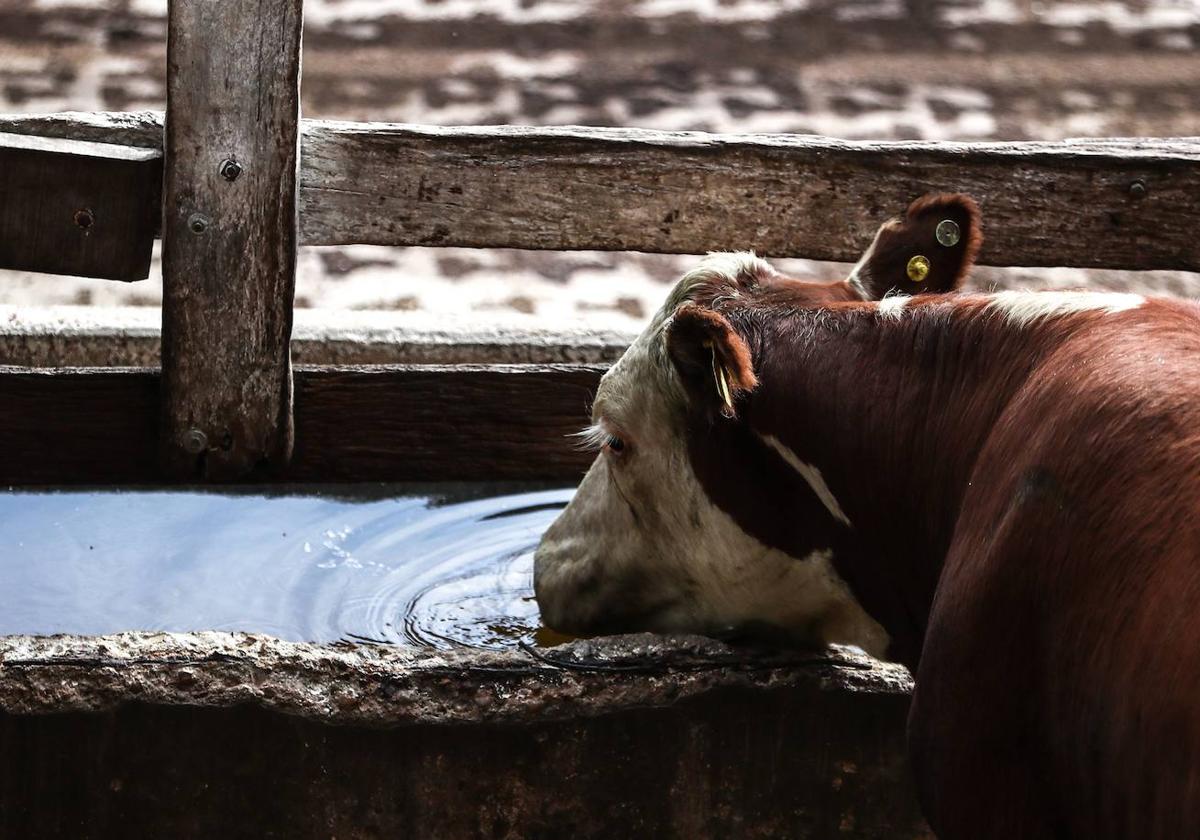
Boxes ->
[534,210,1200,837]
[534,192,980,648]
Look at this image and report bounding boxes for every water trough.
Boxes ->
[0,322,928,838]
[0,632,921,838]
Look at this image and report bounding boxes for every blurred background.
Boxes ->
[0,0,1197,330]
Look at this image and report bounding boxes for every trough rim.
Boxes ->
[0,630,913,728]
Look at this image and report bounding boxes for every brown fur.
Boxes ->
[668,290,1200,838]
[666,304,758,419]
[855,193,982,299]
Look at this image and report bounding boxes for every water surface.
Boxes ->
[0,484,573,650]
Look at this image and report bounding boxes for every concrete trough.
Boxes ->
[0,632,927,838]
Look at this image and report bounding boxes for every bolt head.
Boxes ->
[183,429,208,454]
[219,159,243,181]
[73,208,95,230]
[188,213,209,234]
[1129,180,1148,199]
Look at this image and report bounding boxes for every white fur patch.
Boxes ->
[876,293,910,321]
[757,433,853,527]
[845,239,876,300]
[673,252,775,306]
[985,290,1144,328]
[846,217,902,300]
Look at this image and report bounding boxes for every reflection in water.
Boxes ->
[0,484,573,650]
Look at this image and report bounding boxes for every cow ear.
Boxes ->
[849,193,982,299]
[666,303,758,419]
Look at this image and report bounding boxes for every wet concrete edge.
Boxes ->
[0,631,913,728]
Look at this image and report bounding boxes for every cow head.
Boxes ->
[533,194,981,654]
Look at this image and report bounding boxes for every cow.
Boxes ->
[534,192,980,648]
[533,204,1200,837]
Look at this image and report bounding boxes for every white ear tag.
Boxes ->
[935,218,961,247]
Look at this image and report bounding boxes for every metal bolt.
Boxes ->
[73,208,95,230]
[183,429,208,454]
[188,213,210,234]
[1129,180,1147,200]
[219,159,243,181]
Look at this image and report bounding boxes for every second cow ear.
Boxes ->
[666,303,758,420]
[848,193,982,299]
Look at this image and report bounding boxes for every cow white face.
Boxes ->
[532,254,889,655]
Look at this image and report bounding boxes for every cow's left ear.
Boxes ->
[849,193,982,299]
[666,303,758,419]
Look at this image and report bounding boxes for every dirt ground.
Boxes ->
[0,0,1197,329]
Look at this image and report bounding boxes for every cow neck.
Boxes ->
[692,297,1064,667]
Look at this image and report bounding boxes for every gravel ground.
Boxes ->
[0,0,1197,329]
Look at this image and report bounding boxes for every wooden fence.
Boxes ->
[0,0,1198,485]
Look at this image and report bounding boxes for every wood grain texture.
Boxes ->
[160,0,303,480]
[0,364,602,486]
[2,111,1198,271]
[0,132,160,281]
[289,364,601,482]
[0,366,160,485]
[298,123,1200,271]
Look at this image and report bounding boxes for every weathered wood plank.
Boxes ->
[0,365,602,485]
[0,111,166,151]
[3,111,1199,271]
[0,367,161,485]
[289,364,600,482]
[160,0,304,480]
[298,124,1200,271]
[0,308,635,368]
[0,132,160,281]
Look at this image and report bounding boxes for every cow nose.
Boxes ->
[531,541,569,628]
[532,539,604,635]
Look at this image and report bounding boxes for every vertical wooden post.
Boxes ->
[161,0,303,479]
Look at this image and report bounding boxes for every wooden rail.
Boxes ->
[0,364,603,485]
[0,133,159,281]
[3,112,1198,273]
[2,53,1199,486]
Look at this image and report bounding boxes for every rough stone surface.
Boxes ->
[0,631,912,726]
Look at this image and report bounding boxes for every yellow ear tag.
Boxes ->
[703,340,735,413]
[907,254,930,283]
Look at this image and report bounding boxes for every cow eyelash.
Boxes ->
[572,423,628,454]
[572,423,610,451]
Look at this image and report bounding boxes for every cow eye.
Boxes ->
[606,435,627,455]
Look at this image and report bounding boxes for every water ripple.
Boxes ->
[0,484,573,650]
